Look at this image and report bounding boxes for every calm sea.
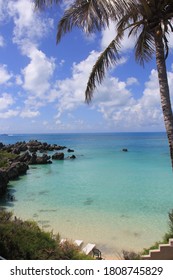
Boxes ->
[0,132,173,258]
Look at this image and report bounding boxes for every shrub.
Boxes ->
[0,151,16,168]
[0,210,92,260]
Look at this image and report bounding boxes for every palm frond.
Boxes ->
[135,28,155,65]
[57,0,134,43]
[57,0,110,43]
[85,37,121,102]
[34,0,61,9]
[138,0,153,17]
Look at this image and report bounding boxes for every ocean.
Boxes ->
[0,132,173,258]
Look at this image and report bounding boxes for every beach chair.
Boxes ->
[82,243,96,255]
[74,240,83,248]
[60,238,67,244]
[92,248,102,259]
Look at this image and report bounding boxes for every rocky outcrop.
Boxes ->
[52,152,64,160]
[27,140,66,153]
[7,162,28,180]
[29,153,52,165]
[67,149,74,153]
[67,155,76,159]
[0,140,67,154]
[0,139,76,196]
[14,151,31,163]
[0,169,9,195]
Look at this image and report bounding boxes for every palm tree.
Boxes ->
[35,0,173,168]
[35,0,60,8]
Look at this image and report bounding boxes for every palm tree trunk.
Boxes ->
[154,32,173,169]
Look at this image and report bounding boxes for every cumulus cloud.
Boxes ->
[0,109,19,119]
[126,77,139,86]
[53,48,173,131]
[22,47,55,97]
[54,50,100,121]
[5,0,57,116]
[97,67,173,131]
[0,92,19,119]
[20,109,40,118]
[7,0,54,48]
[101,21,136,52]
[0,65,12,84]
[0,93,14,110]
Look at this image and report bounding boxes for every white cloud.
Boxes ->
[0,109,19,119]
[0,93,14,110]
[101,21,135,52]
[15,75,23,85]
[60,59,65,66]
[96,66,173,131]
[54,50,100,121]
[22,47,55,97]
[126,77,139,86]
[0,1,8,23]
[0,64,12,84]
[53,50,173,131]
[24,97,45,109]
[20,109,40,118]
[7,0,54,48]
[6,0,56,109]
[0,35,5,47]
[0,92,19,119]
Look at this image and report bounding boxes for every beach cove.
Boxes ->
[0,132,173,259]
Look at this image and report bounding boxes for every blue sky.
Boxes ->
[0,0,173,133]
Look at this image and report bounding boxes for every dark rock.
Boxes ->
[29,146,38,153]
[28,153,37,164]
[7,162,29,180]
[12,148,21,155]
[29,153,52,164]
[67,149,74,153]
[66,154,76,159]
[0,142,4,149]
[122,148,128,152]
[0,169,9,195]
[69,155,76,159]
[36,154,52,164]
[7,165,19,180]
[54,145,66,150]
[19,143,28,152]
[12,162,28,175]
[52,152,64,160]
[14,151,31,163]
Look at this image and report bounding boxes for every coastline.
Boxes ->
[0,133,172,259]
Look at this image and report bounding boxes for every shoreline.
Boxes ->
[0,135,171,260]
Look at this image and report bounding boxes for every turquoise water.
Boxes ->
[0,132,173,257]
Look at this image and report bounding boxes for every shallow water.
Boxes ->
[0,132,173,257]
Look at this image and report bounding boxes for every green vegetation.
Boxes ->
[0,210,92,260]
[0,151,16,168]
